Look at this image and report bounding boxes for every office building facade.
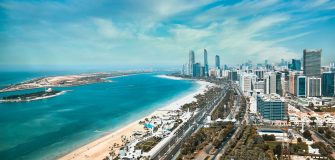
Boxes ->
[188,50,195,76]
[291,59,301,71]
[228,71,238,81]
[192,63,201,77]
[296,76,307,97]
[264,72,276,94]
[215,55,220,69]
[276,72,282,96]
[307,77,322,97]
[239,73,257,94]
[303,49,321,77]
[322,72,335,97]
[255,70,265,81]
[257,94,287,120]
[204,49,209,77]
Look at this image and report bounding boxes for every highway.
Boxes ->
[211,82,247,160]
[150,82,230,160]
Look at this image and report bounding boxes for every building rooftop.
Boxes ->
[258,93,285,102]
[304,49,322,53]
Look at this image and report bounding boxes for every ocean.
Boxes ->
[0,71,199,160]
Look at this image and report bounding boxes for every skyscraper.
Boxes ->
[204,49,209,77]
[255,70,265,81]
[192,63,201,77]
[296,76,307,97]
[239,73,257,94]
[228,71,238,81]
[188,50,195,76]
[322,72,335,97]
[291,59,301,71]
[280,59,285,66]
[264,72,276,94]
[181,64,187,75]
[303,49,321,77]
[215,55,220,69]
[307,77,322,97]
[289,72,297,95]
[276,72,282,96]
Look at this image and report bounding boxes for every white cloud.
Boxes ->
[91,17,134,40]
[1,0,334,66]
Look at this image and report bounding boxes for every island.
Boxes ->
[0,71,143,93]
[0,88,66,102]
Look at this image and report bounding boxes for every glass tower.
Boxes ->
[322,72,335,97]
[215,55,220,69]
[204,49,209,77]
[188,50,195,76]
[303,49,321,77]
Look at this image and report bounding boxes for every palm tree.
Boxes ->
[310,117,317,127]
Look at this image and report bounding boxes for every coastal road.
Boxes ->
[211,83,247,160]
[150,83,230,160]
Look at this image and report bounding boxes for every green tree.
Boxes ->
[309,117,317,127]
[303,130,312,141]
[273,144,282,156]
[262,134,276,141]
[318,127,324,134]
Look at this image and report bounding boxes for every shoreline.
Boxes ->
[58,75,215,160]
[0,72,144,93]
[0,90,68,103]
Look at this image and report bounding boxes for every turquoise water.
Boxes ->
[0,72,199,160]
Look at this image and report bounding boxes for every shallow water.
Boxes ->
[0,72,199,160]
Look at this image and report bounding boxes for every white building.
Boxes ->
[254,81,265,93]
[239,73,257,95]
[307,77,322,97]
[264,72,276,94]
[257,128,288,141]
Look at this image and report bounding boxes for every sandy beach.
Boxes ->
[59,75,214,160]
[0,72,138,93]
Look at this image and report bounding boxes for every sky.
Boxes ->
[0,0,335,70]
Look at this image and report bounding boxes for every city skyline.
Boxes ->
[0,0,335,68]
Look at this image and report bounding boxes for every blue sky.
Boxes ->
[0,0,334,69]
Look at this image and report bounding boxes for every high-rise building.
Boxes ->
[215,55,220,69]
[255,70,265,81]
[181,64,187,75]
[291,59,301,71]
[280,59,285,66]
[330,62,335,72]
[264,72,276,94]
[239,73,256,94]
[296,76,307,97]
[254,81,265,93]
[288,71,303,96]
[200,66,205,77]
[289,72,296,95]
[307,77,322,97]
[228,71,238,81]
[276,72,282,96]
[303,49,321,77]
[209,68,217,77]
[257,93,287,120]
[283,80,289,96]
[192,63,201,77]
[188,50,195,76]
[322,72,335,97]
[216,68,222,78]
[224,64,228,70]
[204,49,209,77]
